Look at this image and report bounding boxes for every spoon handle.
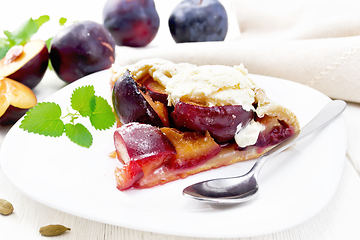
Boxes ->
[251,100,346,176]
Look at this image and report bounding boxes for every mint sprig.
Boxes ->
[19,102,65,137]
[19,85,115,148]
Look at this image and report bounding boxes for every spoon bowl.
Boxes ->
[183,100,346,204]
[184,173,259,203]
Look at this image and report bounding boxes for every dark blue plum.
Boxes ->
[103,0,160,47]
[50,21,115,83]
[168,0,228,43]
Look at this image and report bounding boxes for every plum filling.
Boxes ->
[171,101,254,143]
[255,120,295,147]
[142,77,168,105]
[114,123,177,190]
[111,66,299,191]
[114,123,221,190]
[113,118,298,190]
[161,128,221,170]
[112,70,169,127]
[236,119,296,152]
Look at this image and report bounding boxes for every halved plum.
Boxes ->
[0,78,37,125]
[112,70,169,127]
[171,101,254,143]
[0,40,49,89]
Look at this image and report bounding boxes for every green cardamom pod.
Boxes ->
[39,224,71,237]
[0,199,14,215]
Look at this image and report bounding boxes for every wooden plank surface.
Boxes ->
[1,156,359,240]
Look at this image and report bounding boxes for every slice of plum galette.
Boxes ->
[110,59,300,190]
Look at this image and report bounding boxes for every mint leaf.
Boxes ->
[59,17,67,26]
[34,15,50,28]
[3,30,15,46]
[20,102,64,137]
[89,96,115,130]
[0,38,10,59]
[45,37,52,49]
[64,123,93,148]
[71,86,96,117]
[5,15,50,46]
[45,37,53,70]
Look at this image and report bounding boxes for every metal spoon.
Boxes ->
[183,100,346,204]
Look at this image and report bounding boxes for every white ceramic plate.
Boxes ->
[0,70,346,238]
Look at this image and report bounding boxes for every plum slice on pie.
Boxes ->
[111,59,300,190]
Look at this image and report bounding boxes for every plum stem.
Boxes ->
[199,0,203,4]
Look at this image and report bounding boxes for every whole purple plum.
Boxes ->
[169,0,228,43]
[103,0,160,47]
[49,21,115,83]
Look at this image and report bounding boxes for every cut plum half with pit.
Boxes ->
[112,70,169,127]
[0,78,37,125]
[0,40,49,89]
[171,101,254,143]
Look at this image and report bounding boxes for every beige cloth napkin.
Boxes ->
[115,0,360,103]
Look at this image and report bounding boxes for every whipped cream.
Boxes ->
[163,64,257,111]
[112,59,257,112]
[234,120,265,148]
